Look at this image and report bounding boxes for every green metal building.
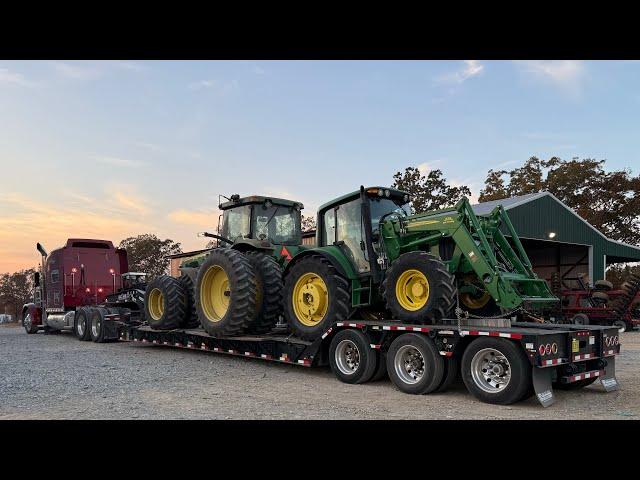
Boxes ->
[472,192,640,287]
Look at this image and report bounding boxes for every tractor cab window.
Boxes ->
[335,199,370,274]
[369,197,411,234]
[253,205,301,245]
[221,205,251,241]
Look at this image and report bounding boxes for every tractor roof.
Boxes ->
[219,195,304,211]
[318,186,410,212]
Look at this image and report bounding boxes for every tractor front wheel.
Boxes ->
[283,255,350,341]
[381,252,455,324]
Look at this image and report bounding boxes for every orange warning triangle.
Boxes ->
[280,246,292,261]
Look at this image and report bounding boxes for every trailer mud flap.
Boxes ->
[532,367,555,408]
[600,356,619,392]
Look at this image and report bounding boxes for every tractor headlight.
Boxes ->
[384,189,390,197]
[404,194,409,202]
[377,190,384,197]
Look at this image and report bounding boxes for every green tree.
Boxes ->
[118,234,182,280]
[392,166,472,214]
[0,268,37,321]
[479,156,640,245]
[301,214,316,232]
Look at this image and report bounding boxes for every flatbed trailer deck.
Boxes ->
[102,313,620,408]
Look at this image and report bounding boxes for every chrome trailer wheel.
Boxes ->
[470,348,512,394]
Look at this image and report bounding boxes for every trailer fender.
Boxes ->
[22,303,42,326]
[599,356,619,392]
[532,367,555,408]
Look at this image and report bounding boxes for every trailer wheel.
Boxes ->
[245,251,283,334]
[553,377,598,390]
[74,308,91,341]
[23,312,38,334]
[329,329,378,384]
[283,255,350,341]
[386,333,444,394]
[461,337,531,405]
[612,319,627,333]
[89,307,107,343]
[381,252,455,324]
[145,275,188,330]
[571,313,590,326]
[434,355,459,393]
[179,273,200,328]
[196,248,257,337]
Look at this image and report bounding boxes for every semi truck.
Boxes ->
[22,192,622,408]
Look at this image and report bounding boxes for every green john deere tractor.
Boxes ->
[281,186,558,340]
[144,194,304,336]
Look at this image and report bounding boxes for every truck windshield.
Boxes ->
[253,205,301,245]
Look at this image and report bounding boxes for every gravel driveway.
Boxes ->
[1,324,638,419]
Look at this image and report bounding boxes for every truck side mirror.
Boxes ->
[34,272,40,287]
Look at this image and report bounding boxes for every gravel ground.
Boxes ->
[1,323,638,420]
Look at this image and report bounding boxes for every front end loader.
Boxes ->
[282,186,558,340]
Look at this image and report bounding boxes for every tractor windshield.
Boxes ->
[253,204,301,246]
[221,205,252,241]
[369,197,411,232]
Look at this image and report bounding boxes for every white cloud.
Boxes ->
[515,60,586,93]
[189,79,216,89]
[0,67,37,87]
[94,155,149,168]
[436,60,484,85]
[417,160,443,175]
[51,61,101,80]
[188,79,239,94]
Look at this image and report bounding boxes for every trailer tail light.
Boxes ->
[85,288,91,293]
[98,288,103,293]
[71,267,77,273]
[604,335,619,347]
[538,345,546,355]
[538,343,558,356]
[109,268,115,274]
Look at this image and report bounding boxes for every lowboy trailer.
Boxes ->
[101,312,620,408]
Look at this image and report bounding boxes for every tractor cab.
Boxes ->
[317,186,411,274]
[218,194,304,247]
[121,272,147,290]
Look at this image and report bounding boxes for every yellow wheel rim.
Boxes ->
[395,269,430,311]
[200,265,230,322]
[292,272,329,326]
[148,288,165,321]
[459,274,491,310]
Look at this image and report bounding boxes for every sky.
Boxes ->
[1,60,639,272]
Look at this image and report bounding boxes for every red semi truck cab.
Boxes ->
[23,238,129,333]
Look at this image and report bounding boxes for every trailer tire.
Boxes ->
[386,333,444,394]
[382,252,455,324]
[553,377,598,390]
[179,274,200,328]
[196,248,257,337]
[461,337,532,405]
[571,313,590,326]
[145,275,188,330]
[245,251,283,334]
[284,255,350,341]
[329,329,378,384]
[74,307,91,341]
[89,307,107,343]
[434,355,459,393]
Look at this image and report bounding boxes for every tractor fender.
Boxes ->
[22,303,42,326]
[230,239,275,254]
[283,247,357,280]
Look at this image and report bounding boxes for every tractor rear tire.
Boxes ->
[461,337,532,405]
[245,251,283,335]
[145,275,188,330]
[381,252,455,324]
[196,248,257,337]
[74,307,91,341]
[179,273,200,329]
[283,254,351,341]
[591,291,609,303]
[386,333,444,395]
[594,280,614,291]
